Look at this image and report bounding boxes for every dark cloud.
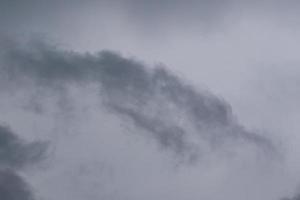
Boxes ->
[0,124,47,200]
[281,193,300,200]
[0,41,276,161]
[0,125,47,170]
[0,169,35,200]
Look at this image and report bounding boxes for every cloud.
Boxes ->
[0,40,276,161]
[0,125,47,170]
[281,193,300,200]
[2,0,300,44]
[0,169,35,200]
[0,124,47,200]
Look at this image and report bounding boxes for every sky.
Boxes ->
[1,1,300,200]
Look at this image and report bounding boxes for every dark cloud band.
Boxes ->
[0,41,276,162]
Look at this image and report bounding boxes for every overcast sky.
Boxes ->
[1,1,300,200]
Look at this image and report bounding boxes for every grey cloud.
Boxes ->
[124,0,234,28]
[124,0,300,23]
[2,0,300,40]
[0,41,276,161]
[281,193,300,200]
[0,125,47,170]
[0,169,35,200]
[109,104,197,161]
[0,124,47,200]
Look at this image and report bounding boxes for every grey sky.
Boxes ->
[1,1,300,200]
